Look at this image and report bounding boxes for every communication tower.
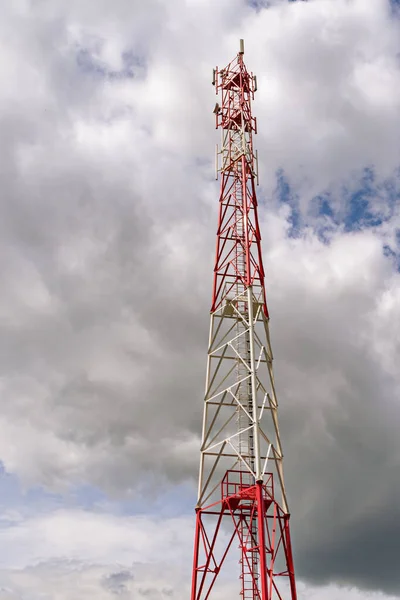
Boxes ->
[190,40,298,600]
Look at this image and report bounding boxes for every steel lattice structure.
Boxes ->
[191,41,297,600]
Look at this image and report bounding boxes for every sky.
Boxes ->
[0,0,400,598]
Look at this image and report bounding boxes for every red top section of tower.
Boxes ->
[211,46,269,318]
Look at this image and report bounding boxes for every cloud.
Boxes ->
[0,510,397,600]
[243,0,400,204]
[0,0,399,595]
[0,509,191,600]
[0,509,192,569]
[260,216,400,590]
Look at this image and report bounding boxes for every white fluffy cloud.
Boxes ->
[0,509,189,599]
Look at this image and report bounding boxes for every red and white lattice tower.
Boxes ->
[191,41,297,600]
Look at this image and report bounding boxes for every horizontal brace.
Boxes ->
[206,402,272,409]
[215,235,260,242]
[209,355,267,363]
[197,511,230,516]
[198,510,285,520]
[202,452,272,460]
[208,314,263,324]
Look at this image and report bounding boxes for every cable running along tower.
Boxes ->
[191,41,297,600]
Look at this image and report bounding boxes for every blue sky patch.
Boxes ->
[274,166,400,265]
[0,463,195,522]
[274,169,302,237]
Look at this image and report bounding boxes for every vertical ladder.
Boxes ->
[233,172,259,600]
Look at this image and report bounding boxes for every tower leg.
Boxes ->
[284,517,297,600]
[256,481,269,600]
[191,510,201,600]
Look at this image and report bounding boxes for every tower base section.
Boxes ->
[191,471,297,600]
